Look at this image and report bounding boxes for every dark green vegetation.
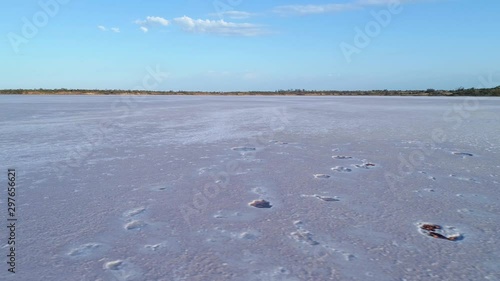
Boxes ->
[1,86,499,96]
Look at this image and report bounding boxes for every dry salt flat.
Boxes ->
[0,95,499,281]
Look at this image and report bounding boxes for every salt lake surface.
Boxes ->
[0,95,499,280]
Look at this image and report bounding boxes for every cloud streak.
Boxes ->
[210,10,257,19]
[273,3,357,15]
[97,25,120,33]
[173,16,267,36]
[135,16,170,32]
[274,0,417,15]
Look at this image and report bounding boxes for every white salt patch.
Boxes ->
[123,207,145,217]
[104,260,123,270]
[67,243,101,257]
[124,220,146,230]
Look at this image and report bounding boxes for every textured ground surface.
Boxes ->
[1,95,499,280]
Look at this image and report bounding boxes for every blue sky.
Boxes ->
[1,0,499,91]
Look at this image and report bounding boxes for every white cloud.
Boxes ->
[273,0,419,15]
[242,72,259,80]
[135,16,169,32]
[210,10,256,19]
[173,16,267,36]
[273,3,356,15]
[357,0,405,4]
[98,25,120,33]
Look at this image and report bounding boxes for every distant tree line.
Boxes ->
[448,86,500,96]
[0,86,499,96]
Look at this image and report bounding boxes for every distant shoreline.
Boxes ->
[1,87,499,97]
